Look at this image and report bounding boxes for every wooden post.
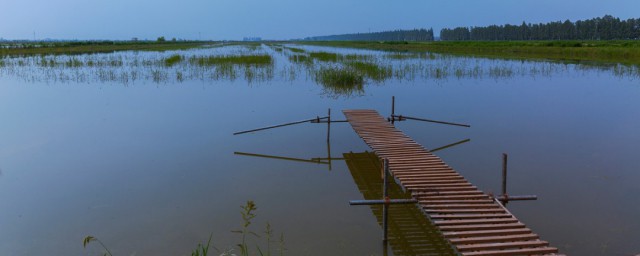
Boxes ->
[391,96,395,124]
[382,158,389,242]
[502,153,508,197]
[327,108,331,142]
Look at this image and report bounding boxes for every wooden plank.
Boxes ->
[457,240,549,251]
[461,247,558,256]
[414,191,485,196]
[442,228,532,238]
[425,208,507,214]
[418,194,491,200]
[438,222,526,231]
[430,213,513,220]
[449,234,539,244]
[434,218,519,226]
[421,199,495,204]
[425,204,502,209]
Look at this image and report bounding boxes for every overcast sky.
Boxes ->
[1,0,638,40]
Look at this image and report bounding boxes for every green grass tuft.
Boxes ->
[192,55,273,66]
[309,52,339,62]
[164,54,183,67]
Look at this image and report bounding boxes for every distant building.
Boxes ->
[243,37,262,42]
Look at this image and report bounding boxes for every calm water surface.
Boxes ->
[0,44,639,255]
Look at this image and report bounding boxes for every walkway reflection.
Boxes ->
[344,151,455,256]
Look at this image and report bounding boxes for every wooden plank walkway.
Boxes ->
[344,109,561,256]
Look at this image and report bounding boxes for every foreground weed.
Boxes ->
[232,201,259,256]
[82,236,113,256]
[191,234,213,256]
[82,200,284,256]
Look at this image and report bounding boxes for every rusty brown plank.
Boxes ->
[438,222,526,231]
[449,233,539,244]
[442,228,532,238]
[430,213,513,220]
[457,240,549,251]
[461,247,558,256]
[434,218,519,226]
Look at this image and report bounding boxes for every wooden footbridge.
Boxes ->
[344,109,560,256]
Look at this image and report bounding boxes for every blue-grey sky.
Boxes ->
[1,0,638,40]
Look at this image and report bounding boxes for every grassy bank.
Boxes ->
[298,40,640,65]
[0,41,212,56]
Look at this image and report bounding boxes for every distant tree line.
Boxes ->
[305,28,434,41]
[440,15,640,41]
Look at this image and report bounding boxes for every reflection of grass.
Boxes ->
[309,52,339,62]
[385,52,420,59]
[343,54,373,62]
[192,55,272,66]
[288,55,311,64]
[345,61,392,81]
[315,67,364,96]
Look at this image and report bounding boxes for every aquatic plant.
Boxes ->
[164,54,183,67]
[192,55,273,67]
[191,234,213,256]
[345,61,392,82]
[309,52,339,62]
[82,236,113,256]
[288,55,311,64]
[284,47,305,53]
[233,200,258,256]
[315,67,364,97]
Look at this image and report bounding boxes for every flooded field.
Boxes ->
[1,44,639,255]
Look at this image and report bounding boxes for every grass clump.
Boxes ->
[164,54,183,67]
[315,67,364,96]
[284,47,305,53]
[192,55,273,67]
[345,61,392,82]
[309,51,339,62]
